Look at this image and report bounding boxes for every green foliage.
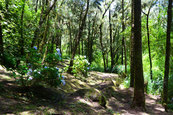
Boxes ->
[10,46,65,87]
[122,76,130,88]
[45,52,61,64]
[168,104,173,110]
[90,51,104,72]
[12,64,65,87]
[3,52,17,69]
[72,55,90,77]
[168,74,173,101]
[112,65,125,74]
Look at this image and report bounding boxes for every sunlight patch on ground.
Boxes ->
[0,75,11,80]
[155,107,164,112]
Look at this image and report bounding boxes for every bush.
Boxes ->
[72,55,90,77]
[12,47,65,87]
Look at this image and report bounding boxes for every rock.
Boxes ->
[71,88,107,107]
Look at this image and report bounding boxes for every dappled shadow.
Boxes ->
[0,70,172,115]
[106,88,172,115]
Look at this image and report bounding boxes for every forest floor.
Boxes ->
[0,65,173,115]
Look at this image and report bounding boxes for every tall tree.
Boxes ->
[142,0,155,80]
[130,0,134,87]
[121,0,127,73]
[163,0,172,112]
[132,0,145,109]
[109,10,113,70]
[0,3,4,64]
[67,0,90,74]
[31,0,57,48]
[0,21,3,64]
[99,0,114,72]
[19,0,26,56]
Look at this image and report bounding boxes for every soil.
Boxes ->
[0,66,172,115]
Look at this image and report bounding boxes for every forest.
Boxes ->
[0,0,172,114]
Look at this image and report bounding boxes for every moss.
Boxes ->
[99,94,107,108]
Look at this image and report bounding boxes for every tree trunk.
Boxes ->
[121,0,124,65]
[130,0,134,87]
[99,24,106,72]
[132,0,145,109]
[88,13,97,64]
[142,3,153,80]
[31,0,57,47]
[35,0,39,12]
[87,19,91,58]
[20,0,25,56]
[163,0,172,112]
[146,14,153,80]
[109,10,113,71]
[39,16,49,53]
[67,0,90,74]
[68,22,73,56]
[0,22,3,64]
[122,0,127,73]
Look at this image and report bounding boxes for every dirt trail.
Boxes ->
[0,66,172,115]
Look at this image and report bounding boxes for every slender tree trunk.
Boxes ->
[146,14,153,80]
[122,0,127,73]
[88,13,97,64]
[132,0,145,109]
[39,16,49,53]
[78,10,83,55]
[109,10,113,71]
[99,24,106,72]
[68,22,73,56]
[41,17,50,63]
[35,0,39,12]
[31,0,57,47]
[124,40,127,74]
[0,22,3,64]
[67,0,89,74]
[82,37,84,55]
[87,20,91,58]
[130,0,134,87]
[51,36,54,53]
[20,0,25,56]
[142,3,153,80]
[121,0,124,65]
[99,0,114,72]
[163,0,172,112]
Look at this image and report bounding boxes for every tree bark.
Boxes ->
[99,24,106,72]
[146,14,153,80]
[142,2,154,80]
[68,22,73,56]
[121,0,124,65]
[132,0,145,109]
[0,22,3,64]
[163,0,172,112]
[130,0,134,87]
[20,0,25,56]
[87,19,91,58]
[88,13,97,64]
[39,16,49,53]
[109,10,113,71]
[121,0,127,74]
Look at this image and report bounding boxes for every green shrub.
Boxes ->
[72,55,90,77]
[11,47,65,87]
